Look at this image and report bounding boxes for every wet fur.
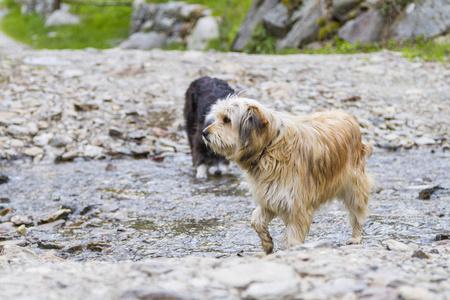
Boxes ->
[184,77,234,178]
[203,97,373,254]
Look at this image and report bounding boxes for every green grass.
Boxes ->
[0,0,251,50]
[1,0,132,49]
[302,37,450,62]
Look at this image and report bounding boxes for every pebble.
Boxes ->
[10,215,33,226]
[0,173,8,184]
[23,146,44,157]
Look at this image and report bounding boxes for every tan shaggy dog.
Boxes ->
[202,96,373,254]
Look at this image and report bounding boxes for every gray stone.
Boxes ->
[119,32,168,50]
[130,145,150,156]
[263,3,290,38]
[391,0,450,41]
[277,0,325,51]
[49,134,72,147]
[11,215,33,226]
[292,239,336,250]
[23,146,44,157]
[338,8,384,44]
[45,10,80,27]
[39,209,71,224]
[385,239,409,251]
[231,0,279,52]
[180,4,204,20]
[0,172,8,184]
[83,145,104,158]
[244,280,300,299]
[0,111,19,126]
[332,0,362,21]
[61,150,79,161]
[398,286,438,300]
[315,277,367,295]
[187,16,219,50]
[33,133,54,146]
[6,125,30,137]
[210,262,298,288]
[414,137,436,146]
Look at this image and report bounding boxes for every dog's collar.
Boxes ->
[250,130,279,169]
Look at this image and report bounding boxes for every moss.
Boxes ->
[244,23,277,54]
[318,22,340,41]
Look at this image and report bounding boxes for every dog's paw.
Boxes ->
[264,245,274,255]
[196,165,207,179]
[346,237,361,245]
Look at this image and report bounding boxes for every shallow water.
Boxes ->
[0,149,448,261]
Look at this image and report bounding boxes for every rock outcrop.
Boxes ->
[126,0,219,50]
[234,0,450,51]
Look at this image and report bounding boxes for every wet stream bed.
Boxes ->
[0,149,449,262]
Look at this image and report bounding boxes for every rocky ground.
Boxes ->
[0,34,449,299]
[0,47,449,161]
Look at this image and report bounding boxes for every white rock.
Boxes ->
[61,69,85,78]
[7,125,30,137]
[187,16,219,50]
[398,286,437,300]
[414,137,436,145]
[244,280,300,299]
[33,133,54,147]
[119,32,167,50]
[209,262,298,288]
[385,240,409,251]
[23,146,44,157]
[45,10,80,27]
[83,145,104,158]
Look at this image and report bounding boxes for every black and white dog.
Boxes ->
[184,77,235,178]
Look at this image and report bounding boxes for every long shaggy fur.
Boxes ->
[184,77,235,178]
[203,96,373,254]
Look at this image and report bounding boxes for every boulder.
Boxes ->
[187,16,219,50]
[277,0,325,51]
[231,0,279,52]
[338,8,384,44]
[332,0,362,21]
[263,3,290,38]
[180,4,204,20]
[390,0,450,41]
[45,10,80,27]
[119,32,168,50]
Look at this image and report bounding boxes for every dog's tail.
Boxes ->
[361,142,373,158]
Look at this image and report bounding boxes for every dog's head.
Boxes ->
[202,96,274,168]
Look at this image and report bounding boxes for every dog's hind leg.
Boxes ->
[282,208,315,249]
[251,206,275,254]
[341,174,372,244]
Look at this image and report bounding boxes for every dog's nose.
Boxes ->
[214,169,222,176]
[202,129,210,139]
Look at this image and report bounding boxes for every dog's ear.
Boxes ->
[239,105,269,145]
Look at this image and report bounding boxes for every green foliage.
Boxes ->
[244,23,276,54]
[302,37,450,62]
[165,41,186,51]
[318,22,340,41]
[1,0,132,49]
[280,0,302,11]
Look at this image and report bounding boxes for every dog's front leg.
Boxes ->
[251,206,275,254]
[282,209,314,250]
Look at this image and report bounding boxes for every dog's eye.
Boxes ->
[223,116,231,124]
